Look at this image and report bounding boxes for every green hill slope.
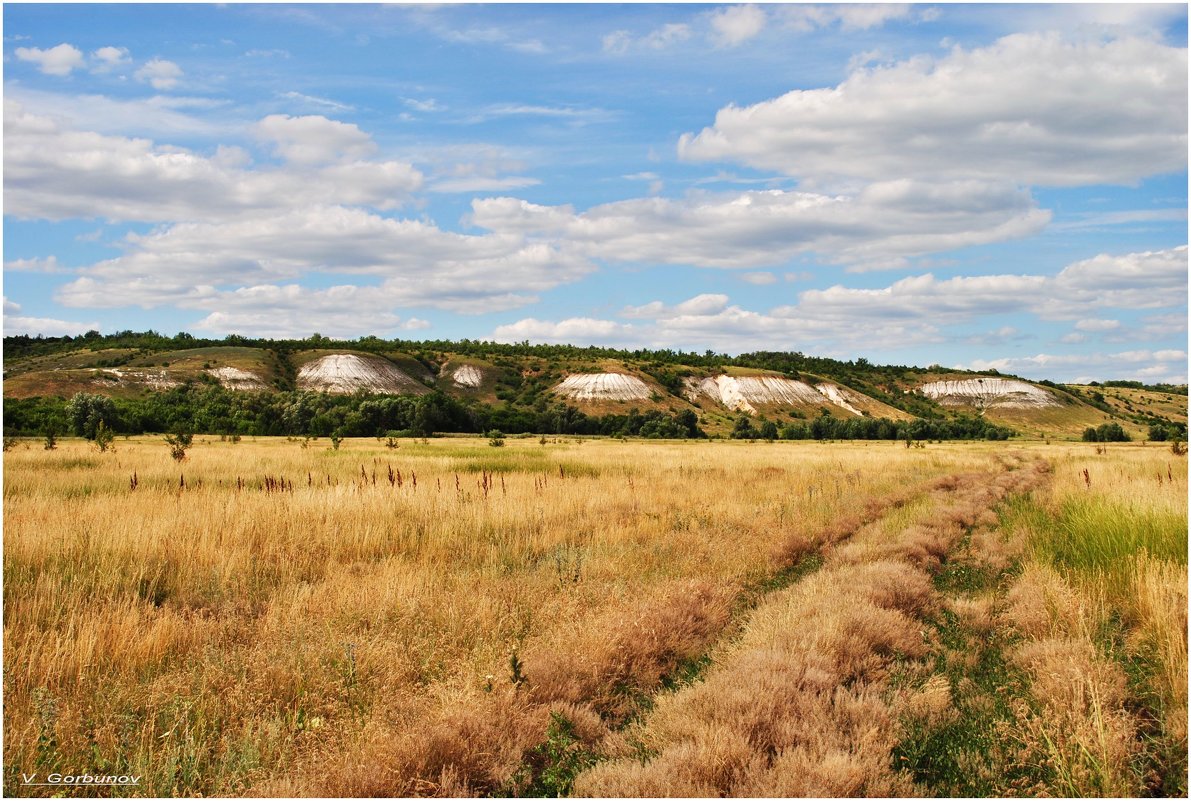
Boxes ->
[4,332,1183,441]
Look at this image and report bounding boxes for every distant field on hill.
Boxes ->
[1068,383,1189,428]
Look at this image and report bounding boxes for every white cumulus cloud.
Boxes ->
[16,43,85,75]
[471,182,1049,270]
[4,256,68,273]
[486,245,1187,363]
[708,4,767,47]
[4,102,423,222]
[603,23,691,53]
[961,350,1188,384]
[1074,318,1122,332]
[775,4,916,33]
[679,33,1187,187]
[134,58,183,90]
[91,46,131,72]
[189,284,409,339]
[55,205,595,315]
[793,246,1188,323]
[492,317,638,346]
[3,298,100,336]
[255,113,377,164]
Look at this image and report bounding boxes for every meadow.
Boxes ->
[3,435,1185,797]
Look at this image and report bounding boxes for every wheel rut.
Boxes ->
[569,454,1050,796]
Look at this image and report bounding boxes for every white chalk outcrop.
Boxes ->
[98,368,179,390]
[918,378,1059,409]
[207,366,267,391]
[297,353,428,395]
[450,364,484,388]
[554,373,653,401]
[684,375,828,414]
[814,383,864,416]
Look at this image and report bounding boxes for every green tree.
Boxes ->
[731,415,756,439]
[674,409,702,438]
[164,430,193,461]
[66,392,118,439]
[1096,422,1131,442]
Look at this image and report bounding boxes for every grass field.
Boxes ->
[3,435,1185,797]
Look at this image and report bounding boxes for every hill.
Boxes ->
[3,331,1185,441]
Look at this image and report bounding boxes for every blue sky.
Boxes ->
[3,2,1188,383]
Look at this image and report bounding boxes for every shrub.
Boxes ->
[506,712,598,797]
[780,423,809,440]
[1097,423,1131,442]
[93,420,115,453]
[164,430,193,461]
[1085,423,1131,443]
[487,430,506,447]
[731,416,757,440]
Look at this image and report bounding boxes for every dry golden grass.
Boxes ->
[1003,566,1143,796]
[5,437,1183,797]
[995,442,1187,796]
[573,454,1042,797]
[5,436,1005,796]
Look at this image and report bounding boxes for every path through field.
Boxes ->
[299,450,1059,796]
[574,455,1048,795]
[3,439,1184,797]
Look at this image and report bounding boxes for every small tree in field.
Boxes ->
[93,420,115,453]
[164,431,193,461]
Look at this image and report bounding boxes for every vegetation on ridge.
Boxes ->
[4,332,1186,442]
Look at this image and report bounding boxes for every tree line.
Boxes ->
[4,385,1022,443]
[729,411,1014,441]
[3,387,706,441]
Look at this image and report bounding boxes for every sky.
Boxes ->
[2,2,1188,384]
